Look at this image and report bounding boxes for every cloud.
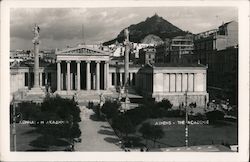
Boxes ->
[10,7,237,50]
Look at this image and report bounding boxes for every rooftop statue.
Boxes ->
[32,24,40,44]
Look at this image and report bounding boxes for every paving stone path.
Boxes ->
[74,106,123,151]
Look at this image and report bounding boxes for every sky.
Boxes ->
[10,7,238,50]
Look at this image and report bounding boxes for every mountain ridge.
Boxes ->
[103,14,190,45]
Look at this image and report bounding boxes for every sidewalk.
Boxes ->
[74,106,123,151]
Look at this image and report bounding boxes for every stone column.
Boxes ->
[28,72,31,89]
[169,73,171,92]
[104,61,109,90]
[114,72,117,87]
[66,61,71,91]
[193,73,196,92]
[45,72,48,85]
[130,72,133,86]
[203,73,206,92]
[96,61,100,90]
[86,61,91,90]
[39,72,43,86]
[181,73,183,92]
[76,61,81,91]
[175,73,177,92]
[120,72,123,86]
[33,41,40,88]
[70,73,73,90]
[61,73,63,90]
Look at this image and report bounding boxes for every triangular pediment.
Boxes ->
[56,45,110,56]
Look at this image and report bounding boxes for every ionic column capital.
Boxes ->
[76,60,81,63]
[66,60,71,63]
[96,60,101,63]
[56,60,61,63]
[86,60,91,64]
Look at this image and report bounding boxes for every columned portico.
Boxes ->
[55,45,110,94]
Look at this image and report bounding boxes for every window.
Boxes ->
[24,72,28,86]
[30,72,34,87]
[47,72,51,85]
[111,73,115,85]
[42,73,45,86]
[132,73,136,86]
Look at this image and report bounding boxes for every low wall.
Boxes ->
[152,92,209,107]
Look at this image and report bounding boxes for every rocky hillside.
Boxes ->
[103,14,188,45]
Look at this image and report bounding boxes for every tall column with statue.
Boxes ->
[123,28,130,110]
[32,24,40,88]
[29,24,44,95]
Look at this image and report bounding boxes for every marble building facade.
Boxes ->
[136,63,208,107]
[10,45,208,106]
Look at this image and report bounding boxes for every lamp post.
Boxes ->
[12,96,17,151]
[184,91,189,148]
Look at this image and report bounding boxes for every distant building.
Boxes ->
[169,34,194,63]
[155,38,171,63]
[155,35,195,64]
[139,46,156,64]
[194,21,238,104]
[194,21,238,65]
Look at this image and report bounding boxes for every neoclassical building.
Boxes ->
[136,63,208,107]
[55,45,110,95]
[10,45,208,106]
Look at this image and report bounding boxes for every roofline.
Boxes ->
[56,45,111,56]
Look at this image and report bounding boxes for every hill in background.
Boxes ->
[103,13,189,45]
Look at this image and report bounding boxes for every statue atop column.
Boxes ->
[123,28,130,111]
[28,24,44,96]
[32,24,40,44]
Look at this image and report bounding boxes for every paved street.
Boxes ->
[74,106,123,151]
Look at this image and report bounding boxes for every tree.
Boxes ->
[18,95,82,149]
[139,122,152,146]
[101,100,120,119]
[157,99,173,110]
[205,110,225,124]
[112,115,135,138]
[139,122,164,148]
[151,125,164,147]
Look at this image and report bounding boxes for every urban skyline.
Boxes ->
[10,7,237,50]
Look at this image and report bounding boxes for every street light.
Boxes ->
[184,91,189,148]
[12,96,17,151]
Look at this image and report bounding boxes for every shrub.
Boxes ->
[112,115,135,138]
[124,105,150,125]
[14,95,82,149]
[205,110,225,123]
[16,102,41,121]
[157,99,173,110]
[189,113,207,120]
[164,109,185,118]
[101,100,121,119]
[139,122,164,147]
